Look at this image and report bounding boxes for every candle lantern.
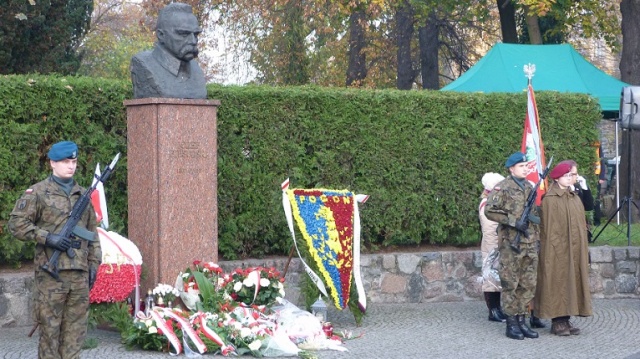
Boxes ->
[311,296,328,322]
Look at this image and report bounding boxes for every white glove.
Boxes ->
[576,175,588,190]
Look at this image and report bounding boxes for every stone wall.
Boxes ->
[597,119,618,159]
[2,246,638,327]
[0,273,34,327]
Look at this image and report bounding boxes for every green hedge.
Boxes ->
[0,75,601,265]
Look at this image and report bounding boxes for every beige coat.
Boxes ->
[479,197,501,292]
[534,183,592,319]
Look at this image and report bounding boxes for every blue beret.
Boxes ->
[505,152,527,168]
[48,141,78,161]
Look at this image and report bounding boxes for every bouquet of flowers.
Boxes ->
[124,315,170,352]
[220,307,276,356]
[222,266,285,307]
[152,283,180,305]
[176,260,228,312]
[180,260,224,292]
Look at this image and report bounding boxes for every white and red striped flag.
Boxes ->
[90,163,109,229]
[520,83,547,205]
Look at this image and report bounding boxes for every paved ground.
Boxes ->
[1,298,639,358]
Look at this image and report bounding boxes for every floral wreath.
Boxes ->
[281,179,367,314]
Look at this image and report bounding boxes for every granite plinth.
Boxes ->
[124,98,220,293]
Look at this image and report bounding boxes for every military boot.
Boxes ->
[505,316,524,340]
[517,314,539,338]
[529,310,546,328]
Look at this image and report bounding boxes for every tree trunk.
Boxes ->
[620,0,640,85]
[396,0,415,90]
[496,0,517,43]
[346,9,367,87]
[524,6,543,44]
[282,0,309,85]
[619,0,640,223]
[418,11,438,90]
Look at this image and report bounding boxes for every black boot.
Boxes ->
[529,310,546,328]
[487,292,506,322]
[518,314,539,339]
[506,316,524,340]
[483,292,492,310]
[495,294,507,322]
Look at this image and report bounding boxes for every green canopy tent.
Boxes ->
[441,43,629,117]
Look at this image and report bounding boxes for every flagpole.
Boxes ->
[615,120,620,224]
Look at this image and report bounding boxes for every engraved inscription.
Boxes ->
[174,141,208,174]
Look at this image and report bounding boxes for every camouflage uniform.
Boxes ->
[8,176,101,359]
[484,175,539,317]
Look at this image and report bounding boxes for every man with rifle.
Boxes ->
[8,141,102,359]
[484,151,548,341]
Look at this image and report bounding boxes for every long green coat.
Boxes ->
[534,183,592,319]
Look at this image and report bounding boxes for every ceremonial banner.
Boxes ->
[282,179,367,312]
[90,163,109,229]
[521,83,547,205]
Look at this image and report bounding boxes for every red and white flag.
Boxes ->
[520,84,547,205]
[90,163,109,229]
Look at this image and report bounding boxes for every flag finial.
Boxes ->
[524,63,536,83]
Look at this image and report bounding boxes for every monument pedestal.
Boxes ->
[124,98,220,294]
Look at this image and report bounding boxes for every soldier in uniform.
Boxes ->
[484,152,540,340]
[8,141,101,359]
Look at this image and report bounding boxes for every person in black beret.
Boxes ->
[8,140,101,358]
[484,151,541,340]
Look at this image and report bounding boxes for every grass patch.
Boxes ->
[589,222,640,247]
[82,337,99,350]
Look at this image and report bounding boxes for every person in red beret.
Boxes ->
[534,160,593,336]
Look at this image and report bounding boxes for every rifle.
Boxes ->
[511,156,553,254]
[41,153,121,280]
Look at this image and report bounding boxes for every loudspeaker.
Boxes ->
[620,86,640,130]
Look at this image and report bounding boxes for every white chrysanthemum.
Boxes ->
[145,319,153,327]
[248,339,262,351]
[148,326,158,334]
[259,278,270,287]
[277,282,284,289]
[243,278,254,287]
[240,327,252,338]
[234,281,243,292]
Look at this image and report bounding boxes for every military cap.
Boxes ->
[550,160,573,179]
[505,152,527,168]
[48,141,78,161]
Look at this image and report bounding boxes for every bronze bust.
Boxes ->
[130,3,207,99]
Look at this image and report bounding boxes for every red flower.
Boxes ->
[90,263,141,303]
